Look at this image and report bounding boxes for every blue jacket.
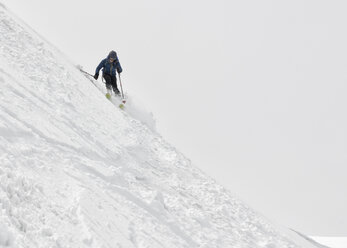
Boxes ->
[95,55,122,76]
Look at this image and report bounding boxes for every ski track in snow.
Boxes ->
[0,4,325,248]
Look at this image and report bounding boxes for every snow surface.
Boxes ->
[0,4,326,248]
[312,237,347,248]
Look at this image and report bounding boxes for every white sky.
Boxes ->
[1,0,346,236]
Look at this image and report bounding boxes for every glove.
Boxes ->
[94,73,99,80]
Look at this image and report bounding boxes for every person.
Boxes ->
[94,51,123,95]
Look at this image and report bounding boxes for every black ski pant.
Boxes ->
[103,74,120,95]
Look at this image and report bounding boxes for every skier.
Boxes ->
[94,50,123,96]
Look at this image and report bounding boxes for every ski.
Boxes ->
[105,92,125,110]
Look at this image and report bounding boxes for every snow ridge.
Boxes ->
[0,3,323,248]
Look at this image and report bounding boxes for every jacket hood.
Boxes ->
[107,50,118,59]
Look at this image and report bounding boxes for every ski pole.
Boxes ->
[118,74,126,103]
[79,68,94,78]
[79,68,101,88]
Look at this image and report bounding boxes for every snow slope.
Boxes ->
[0,4,325,248]
[312,237,347,248]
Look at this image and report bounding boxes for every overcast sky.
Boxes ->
[2,0,347,236]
